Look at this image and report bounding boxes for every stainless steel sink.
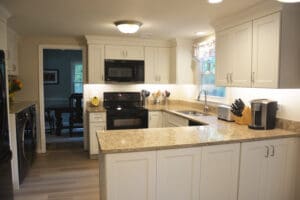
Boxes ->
[176,110,209,117]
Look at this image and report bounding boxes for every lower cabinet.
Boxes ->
[100,138,299,200]
[88,112,106,158]
[200,143,240,200]
[238,138,298,200]
[157,147,202,200]
[104,151,156,200]
[163,112,189,127]
[148,111,163,128]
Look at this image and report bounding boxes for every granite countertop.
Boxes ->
[96,104,300,154]
[86,105,106,112]
[9,101,36,114]
[97,126,299,154]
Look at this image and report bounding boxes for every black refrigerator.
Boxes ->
[0,50,14,200]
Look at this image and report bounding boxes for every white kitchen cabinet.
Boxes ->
[148,111,163,128]
[157,147,201,200]
[215,22,252,87]
[7,27,18,75]
[252,13,280,88]
[88,112,106,158]
[163,112,188,127]
[0,20,7,51]
[105,45,144,60]
[199,143,240,200]
[238,138,298,200]
[145,47,170,83]
[215,6,300,88]
[87,44,104,83]
[105,151,156,200]
[170,39,195,84]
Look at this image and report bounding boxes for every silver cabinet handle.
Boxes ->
[226,73,229,84]
[251,72,255,83]
[265,146,270,158]
[102,75,104,81]
[230,73,233,83]
[270,145,275,157]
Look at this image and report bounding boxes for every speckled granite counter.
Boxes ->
[97,107,300,154]
[94,101,300,154]
[9,101,36,114]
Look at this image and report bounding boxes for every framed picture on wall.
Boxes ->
[44,69,59,85]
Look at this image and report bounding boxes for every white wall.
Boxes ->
[84,84,198,102]
[84,84,300,121]
[228,88,300,121]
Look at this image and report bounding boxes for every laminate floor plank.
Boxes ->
[14,148,99,200]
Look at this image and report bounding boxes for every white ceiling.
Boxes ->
[1,0,265,39]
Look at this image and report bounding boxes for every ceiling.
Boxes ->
[0,0,265,39]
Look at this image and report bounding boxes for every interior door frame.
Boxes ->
[38,44,86,153]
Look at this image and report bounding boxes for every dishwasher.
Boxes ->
[16,105,36,184]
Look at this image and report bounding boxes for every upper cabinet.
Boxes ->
[215,3,300,88]
[252,13,280,88]
[216,22,252,87]
[7,27,19,76]
[170,39,195,84]
[87,44,104,84]
[85,36,176,84]
[0,20,7,51]
[145,47,170,84]
[105,45,144,60]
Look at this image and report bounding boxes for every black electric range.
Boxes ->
[103,92,148,130]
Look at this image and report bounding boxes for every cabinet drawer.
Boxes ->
[89,112,106,123]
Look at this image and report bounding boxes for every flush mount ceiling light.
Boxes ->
[208,0,223,4]
[114,20,142,34]
[277,0,300,2]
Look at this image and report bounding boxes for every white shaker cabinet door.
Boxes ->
[239,138,298,200]
[105,151,156,200]
[252,12,280,88]
[231,22,252,87]
[199,143,240,200]
[157,147,201,200]
[215,28,233,87]
[148,111,163,128]
[238,140,269,200]
[89,123,105,156]
[88,44,104,83]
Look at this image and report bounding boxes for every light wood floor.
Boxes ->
[14,148,99,200]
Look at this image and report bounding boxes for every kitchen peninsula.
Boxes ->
[96,108,300,200]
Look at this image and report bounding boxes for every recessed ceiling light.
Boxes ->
[196,32,206,36]
[114,20,142,34]
[277,0,300,2]
[208,0,223,4]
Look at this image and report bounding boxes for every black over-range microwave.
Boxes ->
[104,59,145,83]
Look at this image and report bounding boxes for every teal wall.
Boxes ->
[43,49,82,108]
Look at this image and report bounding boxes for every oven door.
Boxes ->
[105,60,144,83]
[106,109,148,130]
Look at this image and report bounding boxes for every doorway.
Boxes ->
[42,48,83,150]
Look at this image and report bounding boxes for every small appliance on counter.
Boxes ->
[248,99,278,130]
[217,105,234,122]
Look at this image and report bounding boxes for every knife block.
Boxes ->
[234,107,252,125]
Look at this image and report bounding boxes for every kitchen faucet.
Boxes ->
[197,89,209,113]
